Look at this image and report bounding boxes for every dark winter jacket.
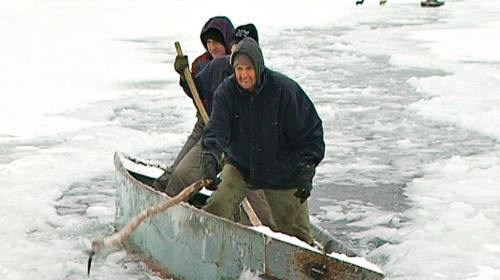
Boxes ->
[181,16,234,97]
[194,55,232,114]
[202,38,325,189]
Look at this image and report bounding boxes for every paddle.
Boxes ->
[86,43,262,275]
[174,41,262,227]
[86,179,210,276]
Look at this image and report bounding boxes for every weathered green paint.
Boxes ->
[114,152,384,280]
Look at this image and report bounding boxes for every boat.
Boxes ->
[421,0,444,7]
[113,151,385,280]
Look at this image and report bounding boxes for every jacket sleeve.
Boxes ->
[194,57,232,116]
[193,63,213,113]
[179,52,212,99]
[283,82,325,168]
[201,84,232,165]
[179,76,192,98]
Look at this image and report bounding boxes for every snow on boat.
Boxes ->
[114,151,384,280]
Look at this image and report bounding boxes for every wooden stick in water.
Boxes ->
[87,179,209,275]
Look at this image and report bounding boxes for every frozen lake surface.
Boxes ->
[1,0,499,279]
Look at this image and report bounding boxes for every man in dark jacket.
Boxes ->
[162,24,257,195]
[160,25,276,229]
[153,16,233,190]
[195,23,258,115]
[200,37,325,244]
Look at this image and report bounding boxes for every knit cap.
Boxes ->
[202,28,225,46]
[231,24,259,46]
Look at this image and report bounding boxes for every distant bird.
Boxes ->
[380,0,387,5]
[356,0,364,5]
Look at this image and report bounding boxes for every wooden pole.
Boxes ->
[174,42,210,122]
[87,180,209,275]
[90,180,207,254]
[174,41,262,227]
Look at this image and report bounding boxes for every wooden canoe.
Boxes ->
[421,1,444,7]
[113,151,384,280]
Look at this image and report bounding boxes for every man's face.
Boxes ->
[206,39,227,59]
[234,56,257,92]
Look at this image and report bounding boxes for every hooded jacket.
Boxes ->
[202,38,325,189]
[192,23,260,114]
[192,16,234,74]
[194,55,232,114]
[181,16,234,97]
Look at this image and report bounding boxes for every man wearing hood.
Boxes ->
[162,25,277,229]
[153,16,233,191]
[192,23,259,116]
[200,37,325,244]
[177,16,234,83]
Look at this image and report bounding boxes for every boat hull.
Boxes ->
[114,151,384,280]
[421,1,444,7]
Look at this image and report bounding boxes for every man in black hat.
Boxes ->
[230,23,259,52]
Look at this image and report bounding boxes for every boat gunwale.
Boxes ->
[113,151,385,280]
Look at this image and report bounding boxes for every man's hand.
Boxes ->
[174,55,189,76]
[200,152,220,190]
[294,164,315,203]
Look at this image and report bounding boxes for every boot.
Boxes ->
[151,166,174,191]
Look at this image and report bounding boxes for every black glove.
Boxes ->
[294,164,315,204]
[174,55,189,76]
[200,152,221,190]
